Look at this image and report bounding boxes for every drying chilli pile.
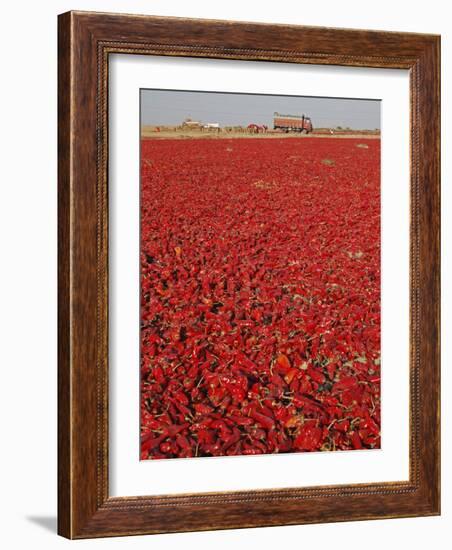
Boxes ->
[140,137,381,459]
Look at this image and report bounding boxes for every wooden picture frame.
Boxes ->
[58,10,440,539]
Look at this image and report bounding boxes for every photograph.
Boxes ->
[139,89,382,460]
[48,4,440,540]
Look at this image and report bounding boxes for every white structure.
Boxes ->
[182,118,202,128]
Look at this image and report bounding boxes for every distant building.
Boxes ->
[182,118,203,128]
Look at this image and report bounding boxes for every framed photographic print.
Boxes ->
[58,11,440,538]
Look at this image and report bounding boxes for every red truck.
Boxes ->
[273,112,313,133]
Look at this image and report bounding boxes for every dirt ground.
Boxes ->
[141,126,381,140]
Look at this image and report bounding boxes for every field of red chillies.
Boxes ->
[140,137,381,460]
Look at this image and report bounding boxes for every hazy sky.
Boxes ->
[140,89,380,130]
